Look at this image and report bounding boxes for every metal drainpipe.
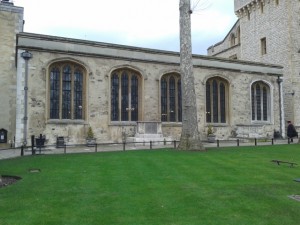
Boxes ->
[21,51,32,146]
[277,76,284,137]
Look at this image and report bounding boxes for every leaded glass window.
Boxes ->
[263,87,268,121]
[62,66,72,119]
[256,84,261,121]
[169,76,176,122]
[212,80,219,123]
[49,62,85,120]
[161,78,168,122]
[251,86,255,120]
[251,81,270,122]
[74,68,83,119]
[206,77,228,123]
[206,83,211,123]
[160,73,182,122]
[50,67,60,119]
[220,83,226,123]
[110,69,141,122]
[111,74,119,121]
[177,80,182,122]
[121,72,129,121]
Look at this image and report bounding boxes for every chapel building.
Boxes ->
[0,0,285,147]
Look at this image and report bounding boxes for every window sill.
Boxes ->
[250,121,272,125]
[47,119,86,125]
[206,123,229,127]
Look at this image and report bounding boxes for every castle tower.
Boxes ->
[0,0,24,147]
[234,0,300,126]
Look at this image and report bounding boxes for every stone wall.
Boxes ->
[207,20,241,59]
[209,0,300,134]
[14,33,283,146]
[0,2,23,148]
[0,0,285,147]
[236,0,300,128]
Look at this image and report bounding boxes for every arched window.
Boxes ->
[111,69,141,122]
[49,62,85,120]
[206,77,228,123]
[251,81,270,121]
[161,73,182,122]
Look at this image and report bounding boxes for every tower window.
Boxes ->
[260,2,264,13]
[247,10,250,20]
[261,38,267,55]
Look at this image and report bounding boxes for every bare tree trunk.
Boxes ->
[178,0,204,150]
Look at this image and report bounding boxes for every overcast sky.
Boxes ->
[14,0,237,55]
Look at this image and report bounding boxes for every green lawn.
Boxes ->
[1,145,300,225]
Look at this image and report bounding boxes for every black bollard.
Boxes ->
[31,135,35,155]
[21,145,24,156]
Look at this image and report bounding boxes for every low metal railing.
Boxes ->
[0,138,296,160]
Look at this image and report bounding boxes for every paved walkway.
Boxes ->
[0,139,296,161]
